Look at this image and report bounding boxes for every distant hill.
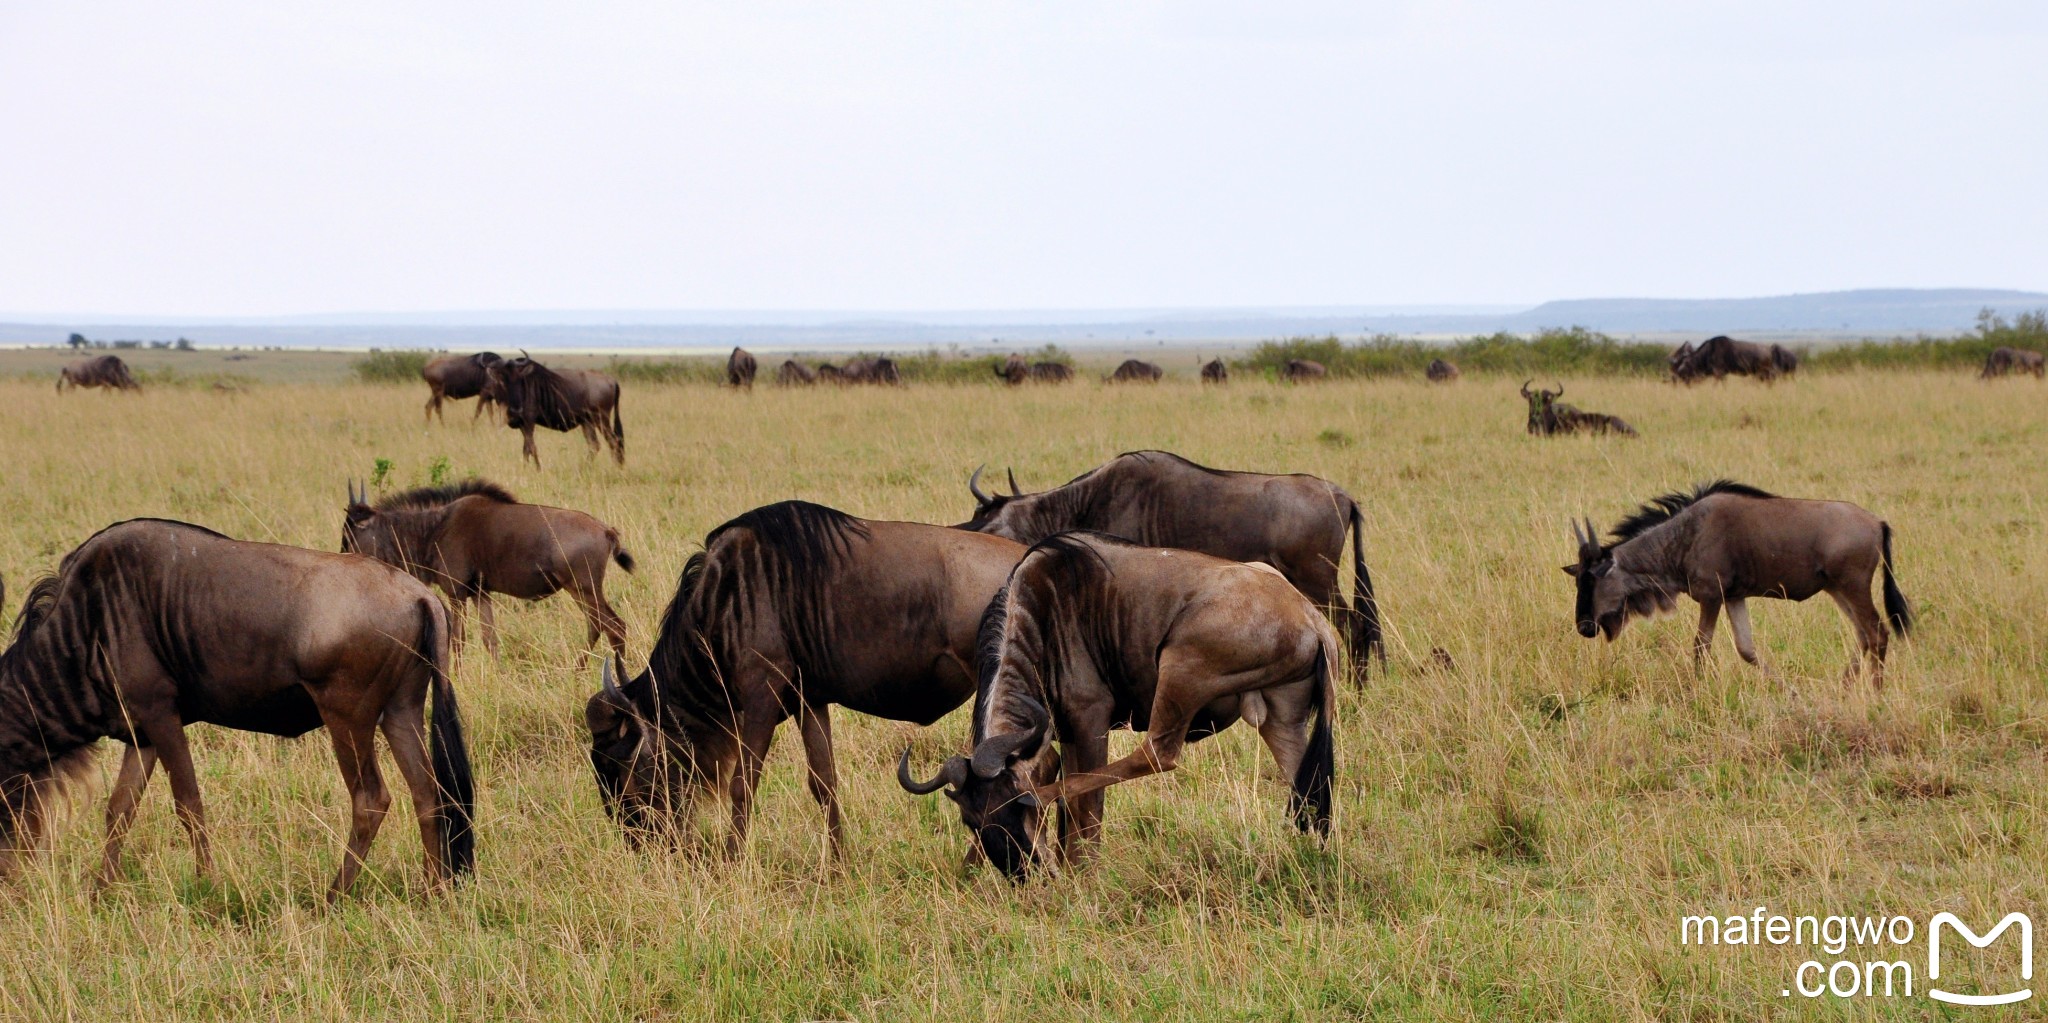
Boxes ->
[1493,289,2048,334]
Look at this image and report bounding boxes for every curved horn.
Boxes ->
[897,748,969,794]
[970,695,1050,779]
[968,464,993,506]
[1520,378,1533,398]
[601,656,622,697]
[1554,381,1564,398]
[1570,517,1585,547]
[1006,468,1021,496]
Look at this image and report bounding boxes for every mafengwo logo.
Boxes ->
[1679,908,2033,1003]
[1929,912,2031,1006]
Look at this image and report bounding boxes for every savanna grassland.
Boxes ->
[1,364,2045,1021]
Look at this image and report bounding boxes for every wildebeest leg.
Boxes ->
[1693,599,1721,674]
[1828,588,1888,687]
[377,681,450,887]
[1057,732,1110,867]
[96,743,158,887]
[143,718,212,877]
[424,388,443,425]
[726,713,780,858]
[1253,681,1316,787]
[794,704,843,858]
[1048,697,1196,805]
[580,420,601,460]
[324,712,391,901]
[521,426,541,468]
[1725,599,1767,674]
[570,582,627,661]
[475,592,501,658]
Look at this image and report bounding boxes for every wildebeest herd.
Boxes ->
[4,336,1951,900]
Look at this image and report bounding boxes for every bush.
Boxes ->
[352,349,435,383]
[1238,328,1667,380]
[1805,309,2048,372]
[606,357,724,385]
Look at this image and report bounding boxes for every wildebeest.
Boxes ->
[956,450,1382,671]
[583,502,1024,855]
[727,347,758,389]
[1672,335,1782,383]
[995,355,1075,385]
[421,352,504,424]
[837,356,902,385]
[1769,343,1800,378]
[1104,359,1163,384]
[342,479,634,659]
[1982,346,2047,379]
[1281,359,1327,382]
[1667,341,1697,383]
[56,355,140,393]
[816,363,845,383]
[1425,358,1460,382]
[776,359,818,386]
[1200,358,1228,384]
[492,355,625,467]
[1563,480,1911,684]
[1520,380,1637,437]
[897,532,1336,877]
[0,519,473,898]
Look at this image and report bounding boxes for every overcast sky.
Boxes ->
[2,2,2043,316]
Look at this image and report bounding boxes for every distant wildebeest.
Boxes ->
[727,347,758,389]
[957,450,1382,671]
[492,354,625,467]
[1564,480,1911,684]
[837,356,902,385]
[0,519,473,899]
[1200,358,1228,384]
[1520,380,1637,437]
[342,479,634,659]
[776,359,818,386]
[1673,335,1782,383]
[1425,358,1460,382]
[995,355,1075,385]
[1104,359,1163,384]
[1281,359,1327,383]
[1769,343,1800,378]
[816,363,845,383]
[421,352,504,424]
[1667,341,1697,383]
[1981,346,2046,379]
[584,502,1024,855]
[897,532,1336,877]
[56,355,140,393]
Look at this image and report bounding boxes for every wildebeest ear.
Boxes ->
[1561,564,1580,577]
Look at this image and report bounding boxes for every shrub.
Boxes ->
[352,349,435,383]
[1238,328,1668,380]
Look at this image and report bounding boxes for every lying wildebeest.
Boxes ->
[0,519,473,899]
[996,355,1075,385]
[1564,480,1911,684]
[1674,335,1781,383]
[834,356,901,385]
[493,354,625,467]
[421,351,504,424]
[1105,359,1163,384]
[898,532,1337,877]
[1282,359,1327,382]
[727,347,757,389]
[776,359,817,386]
[1520,380,1637,436]
[584,501,1024,855]
[1200,358,1228,384]
[342,479,634,659]
[56,355,140,393]
[957,450,1382,671]
[1425,358,1460,382]
[1982,346,2047,379]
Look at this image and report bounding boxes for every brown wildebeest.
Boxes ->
[1200,358,1228,384]
[1667,341,1698,383]
[0,519,474,899]
[776,359,818,386]
[897,532,1337,877]
[995,355,1075,385]
[1104,359,1163,383]
[837,356,902,385]
[56,355,140,393]
[1674,335,1781,383]
[1982,346,2047,379]
[493,354,625,467]
[957,450,1382,671]
[1769,344,1800,378]
[727,347,758,389]
[421,352,504,424]
[1425,358,1460,382]
[342,479,634,660]
[1281,359,1327,382]
[1520,380,1637,436]
[1563,480,1912,684]
[583,501,1024,855]
[816,363,845,383]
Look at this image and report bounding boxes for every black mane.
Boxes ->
[374,478,517,512]
[1117,450,1234,478]
[705,500,870,568]
[1609,479,1776,545]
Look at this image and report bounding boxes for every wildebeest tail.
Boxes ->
[1289,638,1336,837]
[1880,522,1912,636]
[420,599,475,877]
[611,392,625,455]
[1346,503,1384,671]
[609,531,636,573]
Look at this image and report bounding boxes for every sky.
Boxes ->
[2,2,2044,317]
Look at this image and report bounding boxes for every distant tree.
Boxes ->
[174,337,195,351]
[67,332,86,350]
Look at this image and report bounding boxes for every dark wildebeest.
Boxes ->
[1425,358,1460,382]
[727,347,758,390]
[1564,480,1912,685]
[56,355,140,393]
[1281,359,1327,383]
[956,450,1382,672]
[1676,335,1781,383]
[1520,380,1637,437]
[1769,344,1799,378]
[421,352,504,424]
[1667,341,1698,384]
[776,359,818,386]
[341,479,634,660]
[816,363,845,384]
[897,532,1337,877]
[838,356,902,385]
[995,355,1075,385]
[1982,346,2047,379]
[1105,359,1163,384]
[1200,358,1228,384]
[583,502,1024,855]
[0,519,473,899]
[493,355,625,467]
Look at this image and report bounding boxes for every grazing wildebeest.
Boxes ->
[1520,380,1637,437]
[1563,480,1912,684]
[837,356,902,385]
[56,355,140,393]
[1104,359,1163,384]
[956,450,1382,671]
[816,363,845,384]
[995,355,1075,385]
[1675,335,1781,383]
[1200,358,1228,384]
[776,359,818,386]
[341,479,635,659]
[421,352,504,424]
[494,355,625,467]
[1769,344,1800,378]
[897,532,1337,877]
[1426,358,1460,382]
[1667,341,1698,384]
[727,347,758,389]
[1281,359,1327,382]
[0,519,473,899]
[1982,346,2047,379]
[583,502,1024,855]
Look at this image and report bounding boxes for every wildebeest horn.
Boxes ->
[969,464,993,506]
[970,695,1049,779]
[1520,379,1533,398]
[1554,381,1564,398]
[897,748,969,794]
[601,656,622,697]
[1006,468,1021,496]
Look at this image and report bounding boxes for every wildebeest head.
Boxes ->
[897,695,1052,878]
[1520,380,1562,432]
[585,658,697,847]
[1561,516,1669,641]
[338,480,401,562]
[957,464,1030,535]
